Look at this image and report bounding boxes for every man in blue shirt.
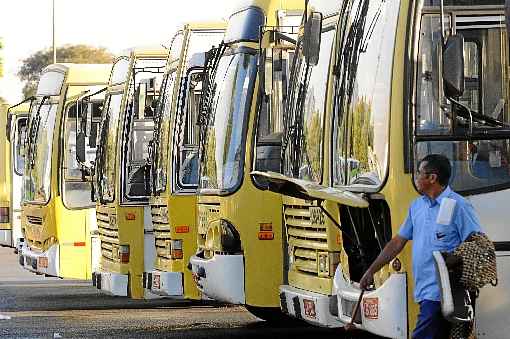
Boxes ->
[360,154,482,339]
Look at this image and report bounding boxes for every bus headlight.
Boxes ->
[204,219,241,256]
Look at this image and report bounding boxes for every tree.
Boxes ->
[18,44,114,97]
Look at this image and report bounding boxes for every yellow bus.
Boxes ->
[20,63,111,279]
[2,101,30,250]
[92,48,167,298]
[0,103,12,247]
[189,0,303,319]
[143,23,225,299]
[253,0,510,337]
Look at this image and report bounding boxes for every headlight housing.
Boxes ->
[204,219,241,258]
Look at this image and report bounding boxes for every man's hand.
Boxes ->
[360,269,374,291]
[358,235,408,291]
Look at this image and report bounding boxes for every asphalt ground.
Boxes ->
[0,246,376,339]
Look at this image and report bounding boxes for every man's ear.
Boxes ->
[429,173,438,184]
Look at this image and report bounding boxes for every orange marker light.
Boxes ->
[73,242,86,247]
[125,212,136,220]
[258,231,274,240]
[175,225,190,233]
[171,249,183,259]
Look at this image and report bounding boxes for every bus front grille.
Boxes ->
[151,204,171,260]
[284,204,328,276]
[96,206,118,262]
[26,215,43,225]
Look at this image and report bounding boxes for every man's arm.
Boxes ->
[359,235,408,290]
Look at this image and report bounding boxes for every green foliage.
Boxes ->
[18,44,114,97]
[304,109,322,181]
[350,97,373,172]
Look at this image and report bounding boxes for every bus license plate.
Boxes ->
[38,257,48,269]
[303,299,316,319]
[153,274,161,289]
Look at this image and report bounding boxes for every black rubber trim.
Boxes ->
[292,296,302,319]
[494,241,510,252]
[280,292,288,314]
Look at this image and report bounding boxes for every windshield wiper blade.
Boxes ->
[27,96,49,169]
[198,42,227,168]
[443,97,510,131]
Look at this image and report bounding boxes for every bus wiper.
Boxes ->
[334,0,370,184]
[27,96,49,169]
[198,42,227,163]
[282,38,312,178]
[445,97,510,130]
[95,110,110,203]
[150,74,169,190]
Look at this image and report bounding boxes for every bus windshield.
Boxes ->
[414,4,510,193]
[283,18,336,183]
[332,0,400,190]
[23,101,58,204]
[199,50,258,193]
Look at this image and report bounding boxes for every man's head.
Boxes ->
[415,154,451,196]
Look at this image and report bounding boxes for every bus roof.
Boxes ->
[41,63,112,85]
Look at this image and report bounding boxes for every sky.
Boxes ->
[0,0,235,104]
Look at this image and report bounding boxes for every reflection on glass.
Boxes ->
[97,93,122,201]
[63,102,101,209]
[415,11,510,193]
[200,52,257,192]
[14,118,27,176]
[284,27,335,182]
[333,0,399,188]
[416,15,451,135]
[122,58,165,200]
[153,30,224,193]
[176,71,202,188]
[416,140,510,191]
[23,103,58,203]
[153,71,177,192]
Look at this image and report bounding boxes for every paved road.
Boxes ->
[0,246,375,339]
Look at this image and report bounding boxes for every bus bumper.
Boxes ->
[333,270,407,339]
[279,285,344,327]
[20,243,59,277]
[0,229,12,247]
[92,271,128,297]
[189,253,245,304]
[143,270,183,297]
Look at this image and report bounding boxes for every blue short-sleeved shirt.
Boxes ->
[398,186,482,302]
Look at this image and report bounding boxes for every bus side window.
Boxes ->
[177,70,202,189]
[414,13,510,193]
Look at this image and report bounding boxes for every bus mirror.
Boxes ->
[76,131,86,163]
[303,12,322,67]
[443,35,465,98]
